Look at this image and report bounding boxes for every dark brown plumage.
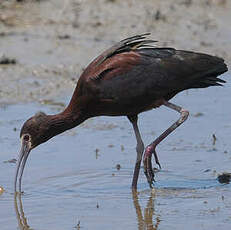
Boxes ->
[15,33,228,192]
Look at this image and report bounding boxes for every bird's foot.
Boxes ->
[143,145,161,188]
[144,156,155,188]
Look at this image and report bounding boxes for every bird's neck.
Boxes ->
[49,112,85,134]
[47,100,89,138]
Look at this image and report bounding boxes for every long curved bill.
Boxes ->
[14,139,31,193]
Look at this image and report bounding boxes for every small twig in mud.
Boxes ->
[57,34,71,40]
[180,0,193,7]
[212,134,217,146]
[72,0,82,28]
[154,10,166,21]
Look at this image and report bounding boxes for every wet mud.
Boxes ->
[0,0,231,229]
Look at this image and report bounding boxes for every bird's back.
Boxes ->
[75,34,228,116]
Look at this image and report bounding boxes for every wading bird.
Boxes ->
[15,33,228,192]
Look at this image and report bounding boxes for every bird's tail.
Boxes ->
[189,57,228,89]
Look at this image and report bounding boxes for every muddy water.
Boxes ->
[1,1,231,229]
[0,72,230,230]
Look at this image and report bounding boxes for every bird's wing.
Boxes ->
[95,33,158,66]
[81,33,158,81]
[79,34,227,103]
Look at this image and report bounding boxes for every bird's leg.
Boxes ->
[143,101,189,187]
[128,115,145,190]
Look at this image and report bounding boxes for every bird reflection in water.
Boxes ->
[14,190,160,230]
[132,190,161,230]
[14,193,31,230]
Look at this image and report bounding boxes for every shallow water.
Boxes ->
[0,72,231,230]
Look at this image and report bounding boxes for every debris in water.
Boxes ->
[3,158,17,164]
[212,134,217,146]
[0,186,4,195]
[204,169,211,173]
[217,172,231,184]
[193,112,204,117]
[95,148,100,159]
[96,203,99,208]
[195,159,202,162]
[116,164,121,170]
[95,148,99,154]
[74,220,81,230]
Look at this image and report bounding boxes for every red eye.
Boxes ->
[24,135,30,141]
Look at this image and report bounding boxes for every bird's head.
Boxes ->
[15,111,51,192]
[20,111,50,149]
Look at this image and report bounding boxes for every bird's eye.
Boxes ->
[23,135,30,142]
